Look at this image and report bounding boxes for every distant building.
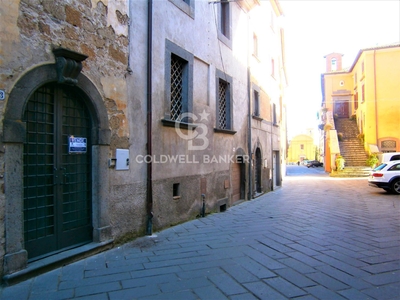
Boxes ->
[287,134,315,163]
[320,43,400,171]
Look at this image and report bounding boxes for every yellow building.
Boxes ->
[320,43,400,172]
[287,134,315,164]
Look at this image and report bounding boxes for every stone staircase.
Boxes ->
[332,118,371,177]
[330,166,372,177]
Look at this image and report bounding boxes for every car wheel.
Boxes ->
[391,179,400,195]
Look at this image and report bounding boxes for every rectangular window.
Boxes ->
[215,70,233,132]
[300,144,304,150]
[381,140,396,153]
[217,0,231,48]
[253,90,259,116]
[218,79,228,129]
[354,91,358,110]
[168,0,195,18]
[272,103,277,125]
[163,40,193,126]
[253,33,258,57]
[220,0,230,38]
[271,58,275,78]
[173,183,181,199]
[170,54,185,120]
[361,84,365,103]
[361,61,364,74]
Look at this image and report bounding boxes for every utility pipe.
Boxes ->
[246,14,252,200]
[146,0,153,235]
[247,66,252,200]
[373,50,378,145]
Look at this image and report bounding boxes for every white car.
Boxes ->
[368,160,400,194]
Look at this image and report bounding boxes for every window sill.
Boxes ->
[214,128,237,135]
[173,196,181,200]
[161,119,197,130]
[252,115,263,121]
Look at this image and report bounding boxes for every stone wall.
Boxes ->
[0,0,135,277]
[1,0,130,147]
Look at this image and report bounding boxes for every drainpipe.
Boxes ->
[247,67,252,200]
[146,0,153,235]
[246,14,252,200]
[373,50,378,146]
[270,103,274,191]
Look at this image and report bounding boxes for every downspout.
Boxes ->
[247,67,252,200]
[373,50,378,146]
[270,103,273,191]
[247,14,252,200]
[146,0,153,235]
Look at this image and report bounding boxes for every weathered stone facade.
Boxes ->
[0,0,148,278]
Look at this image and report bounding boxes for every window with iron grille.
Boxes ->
[163,40,193,126]
[215,70,233,131]
[381,140,397,153]
[170,54,185,120]
[218,80,228,129]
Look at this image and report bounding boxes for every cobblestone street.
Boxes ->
[1,166,399,299]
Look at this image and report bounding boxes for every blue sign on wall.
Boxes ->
[68,136,87,154]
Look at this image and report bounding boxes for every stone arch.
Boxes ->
[3,64,110,144]
[2,63,112,275]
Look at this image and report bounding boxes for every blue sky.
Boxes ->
[279,0,400,140]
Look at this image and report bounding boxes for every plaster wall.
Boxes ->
[131,0,253,229]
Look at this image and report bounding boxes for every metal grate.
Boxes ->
[170,55,184,120]
[382,140,396,149]
[23,83,92,258]
[61,89,92,232]
[218,79,228,129]
[23,85,56,242]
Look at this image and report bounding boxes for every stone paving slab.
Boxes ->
[0,166,399,299]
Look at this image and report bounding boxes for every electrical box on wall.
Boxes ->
[116,149,129,170]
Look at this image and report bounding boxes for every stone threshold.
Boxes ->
[2,240,114,286]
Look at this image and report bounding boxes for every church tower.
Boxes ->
[324,53,343,72]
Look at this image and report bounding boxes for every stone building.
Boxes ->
[0,0,287,280]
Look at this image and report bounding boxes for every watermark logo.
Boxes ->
[133,110,250,164]
[175,110,209,151]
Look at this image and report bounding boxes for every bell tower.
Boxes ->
[324,53,343,72]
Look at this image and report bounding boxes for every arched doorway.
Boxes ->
[255,148,262,193]
[3,63,111,273]
[23,83,93,259]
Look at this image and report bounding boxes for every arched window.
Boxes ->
[331,58,337,71]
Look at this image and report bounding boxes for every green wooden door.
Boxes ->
[23,83,93,260]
